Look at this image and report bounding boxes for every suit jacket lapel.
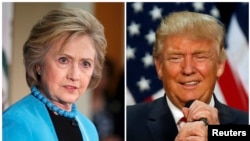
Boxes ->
[147,96,178,141]
[213,94,234,124]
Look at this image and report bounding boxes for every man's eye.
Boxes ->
[168,56,182,62]
[195,55,208,61]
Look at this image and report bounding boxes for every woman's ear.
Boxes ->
[36,65,41,75]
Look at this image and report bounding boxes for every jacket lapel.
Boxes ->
[147,96,178,141]
[213,94,234,124]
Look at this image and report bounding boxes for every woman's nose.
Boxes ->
[67,63,80,81]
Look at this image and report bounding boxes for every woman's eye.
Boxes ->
[82,61,91,68]
[59,57,68,64]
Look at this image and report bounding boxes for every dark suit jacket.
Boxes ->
[127,94,248,141]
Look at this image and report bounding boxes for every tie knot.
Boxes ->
[179,117,187,122]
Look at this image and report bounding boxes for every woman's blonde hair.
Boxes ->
[23,8,107,89]
[153,11,226,61]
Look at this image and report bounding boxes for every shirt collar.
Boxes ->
[166,95,215,124]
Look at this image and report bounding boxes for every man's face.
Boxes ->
[154,35,225,109]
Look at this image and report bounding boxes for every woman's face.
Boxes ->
[39,35,95,109]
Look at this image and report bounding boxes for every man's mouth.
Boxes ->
[181,81,199,85]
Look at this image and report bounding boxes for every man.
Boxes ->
[127,11,248,141]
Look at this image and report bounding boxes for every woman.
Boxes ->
[3,8,107,141]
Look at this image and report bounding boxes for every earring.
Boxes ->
[37,70,41,75]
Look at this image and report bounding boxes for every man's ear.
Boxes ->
[154,58,162,79]
[216,60,226,78]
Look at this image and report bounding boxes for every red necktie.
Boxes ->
[177,117,187,130]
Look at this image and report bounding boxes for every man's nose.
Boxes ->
[181,57,195,75]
